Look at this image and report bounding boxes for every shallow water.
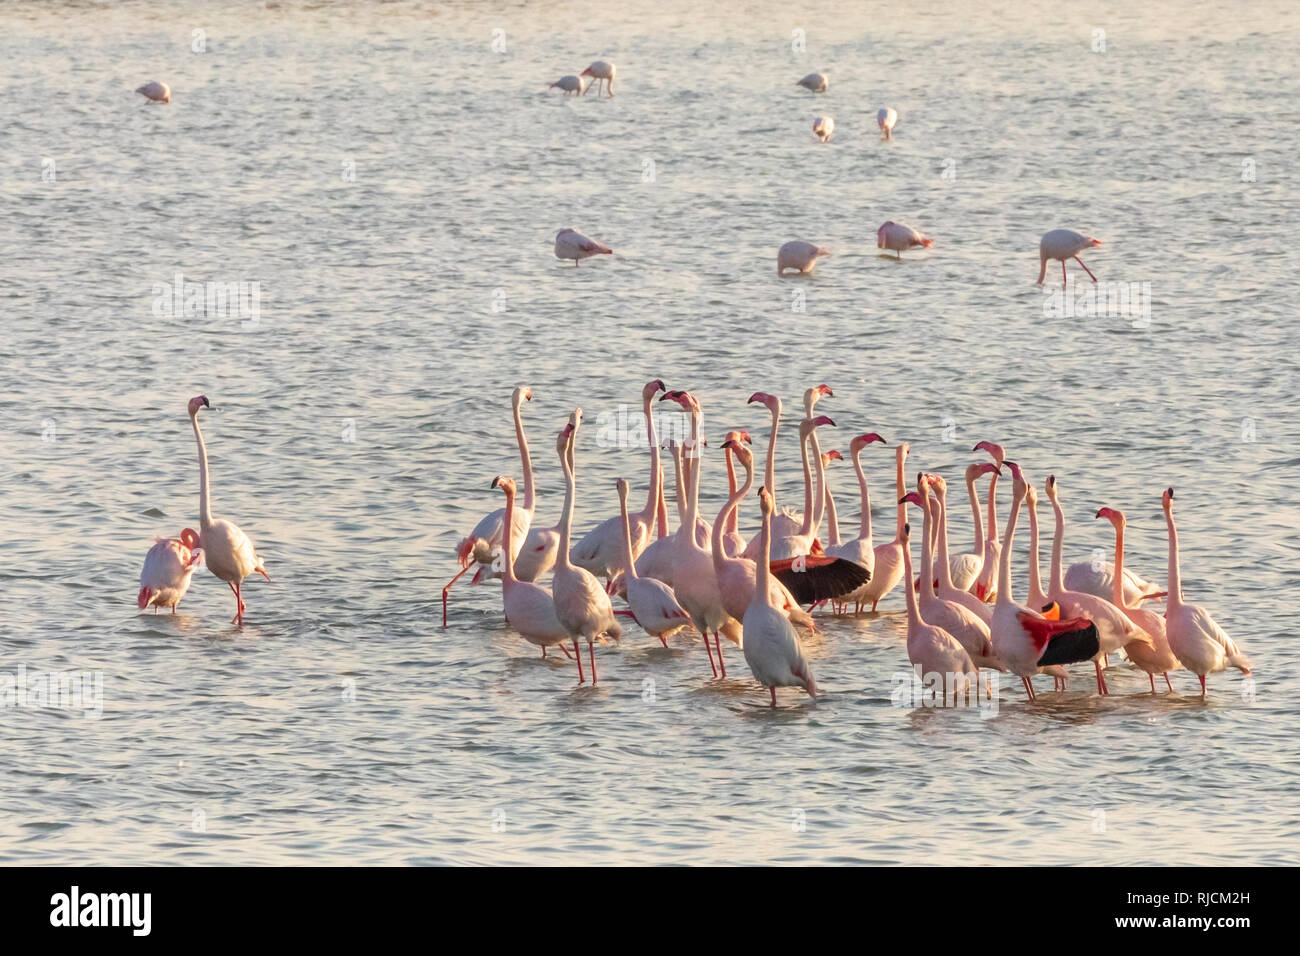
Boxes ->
[1,0,1297,865]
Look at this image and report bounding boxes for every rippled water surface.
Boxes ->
[2,0,1298,865]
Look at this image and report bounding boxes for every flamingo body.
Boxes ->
[138,529,201,612]
[555,228,613,266]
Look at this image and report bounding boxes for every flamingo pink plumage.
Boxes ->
[138,528,202,613]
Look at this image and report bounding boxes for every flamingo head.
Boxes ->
[658,389,697,412]
[920,237,935,248]
[1088,237,1103,248]
[725,440,754,472]
[569,407,583,429]
[900,521,912,543]
[824,449,844,464]
[491,475,516,495]
[1096,506,1124,528]
[747,391,779,412]
[972,440,1005,465]
[642,379,667,400]
[1044,473,1059,500]
[580,66,593,77]
[799,415,835,438]
[1162,487,1175,511]
[615,477,630,501]
[512,385,532,407]
[758,485,775,516]
[900,491,924,508]
[187,395,210,416]
[1024,483,1038,508]
[897,441,910,461]
[723,429,752,447]
[1004,460,1025,483]
[179,528,200,550]
[809,383,833,400]
[849,433,885,455]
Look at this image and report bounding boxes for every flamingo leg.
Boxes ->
[1149,672,1156,693]
[714,632,726,678]
[1164,672,1173,692]
[658,633,668,648]
[541,646,547,659]
[1198,674,1206,699]
[703,630,717,678]
[588,640,598,685]
[559,643,574,660]
[1094,659,1109,695]
[1061,258,1068,288]
[228,581,242,625]
[441,564,471,627]
[1022,676,1035,701]
[1073,256,1097,282]
[770,686,777,708]
[574,640,585,684]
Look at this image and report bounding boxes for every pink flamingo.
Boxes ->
[1096,507,1179,692]
[813,116,835,142]
[580,61,615,97]
[877,221,933,259]
[1037,229,1102,287]
[138,528,202,613]
[554,228,613,266]
[796,73,829,93]
[720,430,752,557]
[877,107,897,139]
[833,432,886,612]
[136,81,170,104]
[899,518,975,705]
[614,477,692,646]
[491,475,570,658]
[856,442,909,612]
[777,241,832,276]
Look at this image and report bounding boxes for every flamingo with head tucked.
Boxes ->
[796,73,829,93]
[188,396,269,626]
[136,81,170,104]
[138,528,202,613]
[812,116,835,142]
[549,75,585,96]
[877,107,897,139]
[877,221,933,259]
[777,241,832,276]
[1161,488,1251,699]
[1037,229,1102,287]
[555,228,613,266]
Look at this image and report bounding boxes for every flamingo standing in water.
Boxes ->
[990,462,1100,701]
[571,380,666,581]
[856,441,909,612]
[1161,488,1251,699]
[877,222,933,259]
[549,75,585,96]
[634,463,676,585]
[1045,475,1154,694]
[720,430,751,557]
[444,386,536,626]
[898,519,975,704]
[614,478,692,647]
[770,416,834,559]
[1019,482,1069,690]
[1037,229,1102,287]
[813,116,835,142]
[136,81,170,104]
[138,528,202,613]
[491,475,570,658]
[580,61,616,97]
[877,107,897,139]
[555,228,613,266]
[743,487,817,708]
[1096,507,1179,692]
[777,241,832,276]
[188,396,269,625]
[835,432,886,612]
[796,73,829,93]
[948,462,996,592]
[551,411,621,684]
[932,471,995,620]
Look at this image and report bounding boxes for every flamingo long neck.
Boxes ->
[998,491,1024,606]
[935,491,956,588]
[893,451,907,541]
[852,449,872,541]
[712,457,752,567]
[1049,493,1066,595]
[808,428,827,537]
[513,398,535,515]
[901,532,921,627]
[1164,507,1183,609]
[670,446,688,526]
[557,436,577,570]
[725,450,739,533]
[685,406,702,530]
[967,473,985,554]
[985,472,1000,549]
[1026,498,1046,606]
[1111,522,1127,608]
[823,467,840,546]
[638,394,660,524]
[763,401,780,507]
[191,413,213,531]
[617,492,639,581]
[500,485,518,585]
[655,472,668,539]
[919,493,937,598]
[797,427,814,535]
[755,504,773,607]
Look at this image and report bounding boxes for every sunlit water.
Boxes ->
[1,0,1297,865]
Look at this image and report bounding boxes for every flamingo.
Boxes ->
[877,221,933,259]
[635,461,681,586]
[877,107,897,139]
[972,464,1002,603]
[1064,559,1165,608]
[1045,474,1154,694]
[1161,488,1251,699]
[136,81,170,104]
[510,427,571,583]
[796,73,829,93]
[551,411,621,684]
[571,379,666,580]
[490,475,571,658]
[898,519,975,705]
[662,390,742,678]
[1018,482,1070,690]
[443,386,535,626]
[856,441,909,612]
[834,432,886,612]
[188,396,269,625]
[138,528,202,613]
[902,478,999,670]
[942,464,998,599]
[990,462,1101,701]
[580,60,615,97]
[554,228,613,266]
[1037,229,1102,287]
[743,487,817,708]
[614,478,692,647]
[812,116,835,142]
[712,440,814,629]
[777,241,832,276]
[820,447,875,612]
[549,75,585,96]
[770,416,834,559]
[1096,507,1180,692]
[720,430,751,557]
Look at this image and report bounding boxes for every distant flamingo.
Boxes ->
[898,519,975,704]
[491,476,570,657]
[813,116,835,142]
[614,478,692,646]
[877,221,933,259]
[856,441,908,612]
[551,411,621,684]
[580,61,616,97]
[188,396,268,625]
[444,386,535,626]
[743,487,817,708]
[1161,488,1251,699]
[796,73,829,93]
[549,75,585,96]
[1037,229,1102,287]
[1096,507,1179,692]
[571,380,666,580]
[877,107,897,139]
[555,228,613,266]
[138,528,202,613]
[136,81,170,104]
[777,241,832,276]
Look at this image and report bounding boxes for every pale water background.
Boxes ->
[1,0,1298,865]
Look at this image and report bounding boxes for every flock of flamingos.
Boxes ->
[131,66,1250,708]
